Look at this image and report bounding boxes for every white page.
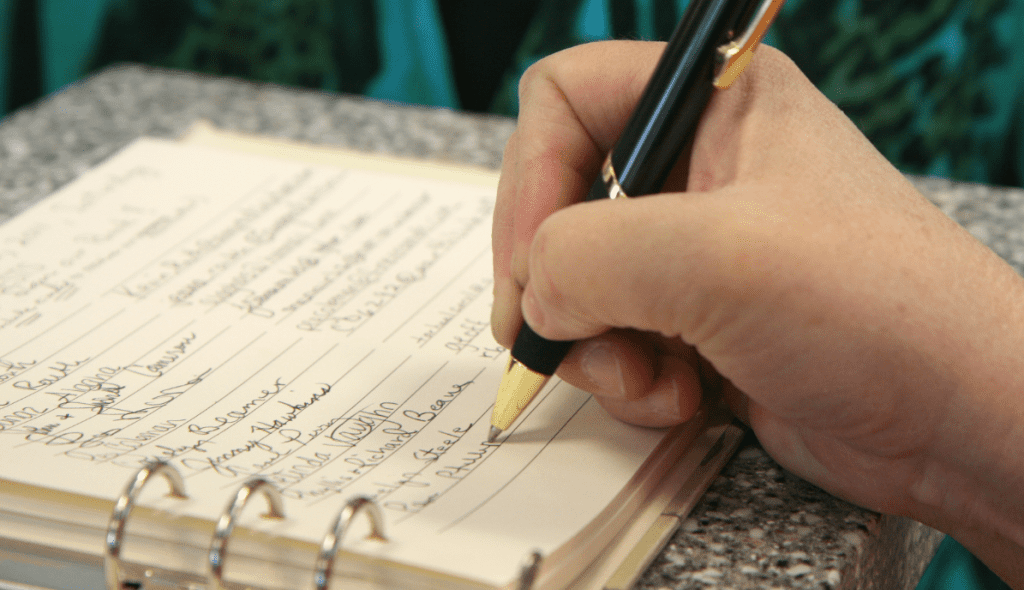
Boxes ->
[0,139,667,587]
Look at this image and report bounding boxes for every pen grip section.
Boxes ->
[512,322,574,376]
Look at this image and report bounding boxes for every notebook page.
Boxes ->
[0,139,669,587]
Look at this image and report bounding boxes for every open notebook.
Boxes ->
[0,125,742,590]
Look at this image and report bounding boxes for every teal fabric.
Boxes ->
[2,0,1022,187]
[918,537,1011,590]
[772,0,1024,190]
[38,0,111,93]
[364,0,458,108]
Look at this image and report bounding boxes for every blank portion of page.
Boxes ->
[0,140,667,587]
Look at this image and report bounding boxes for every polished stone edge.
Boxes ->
[844,515,944,590]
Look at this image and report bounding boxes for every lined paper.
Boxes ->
[0,140,670,587]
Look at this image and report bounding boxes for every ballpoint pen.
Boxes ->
[489,0,785,442]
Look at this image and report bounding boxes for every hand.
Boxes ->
[491,41,1024,587]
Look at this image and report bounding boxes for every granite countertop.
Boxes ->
[5,65,1019,589]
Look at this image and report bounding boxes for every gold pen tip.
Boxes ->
[490,357,550,432]
[487,426,502,443]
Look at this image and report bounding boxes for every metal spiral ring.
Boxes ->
[105,460,188,590]
[207,477,285,590]
[313,495,387,590]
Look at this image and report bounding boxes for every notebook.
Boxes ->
[0,124,743,590]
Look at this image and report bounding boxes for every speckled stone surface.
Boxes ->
[7,64,1018,589]
[635,435,944,590]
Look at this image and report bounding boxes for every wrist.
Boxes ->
[909,459,1024,588]
[905,359,1024,587]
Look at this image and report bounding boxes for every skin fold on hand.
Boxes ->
[491,41,1024,587]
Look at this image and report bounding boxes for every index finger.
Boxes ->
[491,40,668,347]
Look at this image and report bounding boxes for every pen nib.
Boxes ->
[487,426,502,443]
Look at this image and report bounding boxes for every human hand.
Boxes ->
[491,41,1024,586]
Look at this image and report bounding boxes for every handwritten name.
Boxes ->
[343,422,419,475]
[149,438,214,462]
[277,476,354,501]
[444,319,490,354]
[413,279,490,346]
[249,384,331,435]
[413,425,470,462]
[402,380,474,424]
[231,256,320,318]
[125,332,197,378]
[181,439,283,478]
[436,439,502,480]
[325,401,400,449]
[114,369,211,421]
[262,451,334,487]
[0,406,48,434]
[188,378,285,436]
[0,357,36,385]
[12,358,91,390]
[78,418,188,453]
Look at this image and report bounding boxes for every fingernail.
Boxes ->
[595,378,684,426]
[639,378,683,421]
[582,342,626,397]
[521,286,546,334]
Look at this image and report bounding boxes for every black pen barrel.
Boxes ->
[600,0,754,200]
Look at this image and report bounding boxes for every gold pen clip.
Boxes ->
[713,0,785,89]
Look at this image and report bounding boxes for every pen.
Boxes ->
[489,0,785,442]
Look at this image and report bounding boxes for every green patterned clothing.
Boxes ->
[1,0,1023,186]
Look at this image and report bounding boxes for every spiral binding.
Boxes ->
[105,460,189,590]
[107,462,544,590]
[207,477,286,590]
[313,495,387,590]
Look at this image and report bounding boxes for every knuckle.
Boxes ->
[517,59,550,103]
[749,45,813,95]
